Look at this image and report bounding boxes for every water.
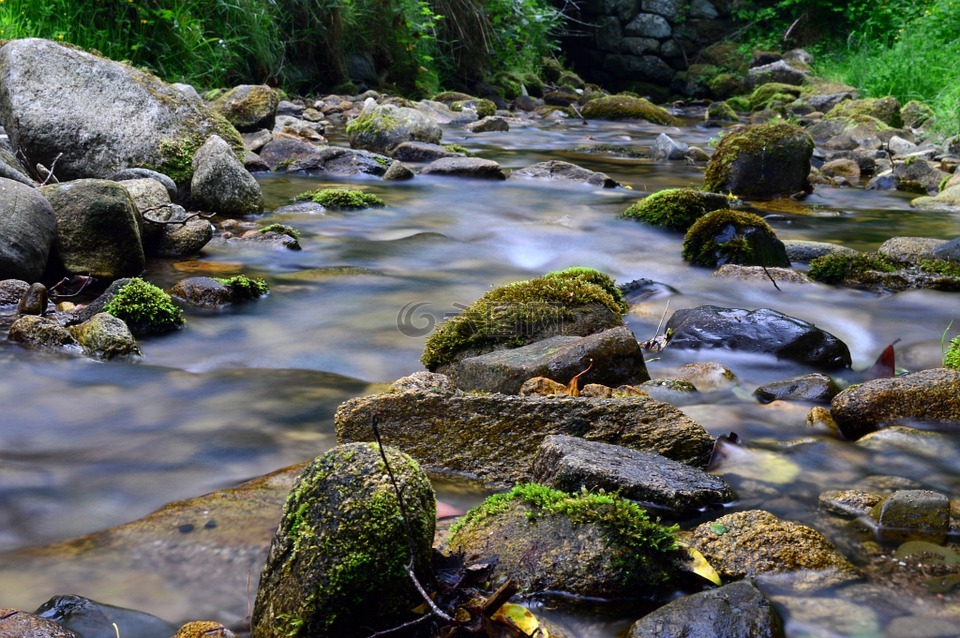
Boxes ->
[2,113,960,634]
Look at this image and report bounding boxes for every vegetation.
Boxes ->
[807,252,898,284]
[298,188,386,210]
[622,188,731,232]
[102,278,184,334]
[214,274,269,300]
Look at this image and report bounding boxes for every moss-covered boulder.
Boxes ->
[211,84,279,132]
[748,82,802,111]
[101,278,184,336]
[252,442,436,638]
[682,209,790,268]
[703,121,813,198]
[705,100,739,125]
[807,251,960,292]
[346,98,442,155]
[622,188,730,232]
[825,96,902,128]
[421,267,626,371]
[580,95,681,126]
[448,484,683,598]
[901,100,935,129]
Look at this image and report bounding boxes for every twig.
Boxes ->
[141,205,216,226]
[39,152,63,185]
[761,264,782,291]
[480,579,518,618]
[783,16,802,42]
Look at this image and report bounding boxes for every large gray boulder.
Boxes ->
[0,177,57,281]
[703,121,813,198]
[0,38,243,184]
[40,179,146,279]
[346,98,442,154]
[190,135,263,216]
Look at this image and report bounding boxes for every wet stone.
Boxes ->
[35,594,177,638]
[754,372,840,405]
[869,489,950,543]
[819,489,883,518]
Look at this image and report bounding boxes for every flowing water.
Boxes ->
[2,113,960,635]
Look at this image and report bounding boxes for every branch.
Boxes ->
[141,205,216,226]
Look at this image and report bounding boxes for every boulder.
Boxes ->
[335,374,715,487]
[211,85,279,132]
[1,279,31,307]
[0,138,33,185]
[783,240,858,263]
[511,160,619,188]
[464,116,510,133]
[173,621,236,638]
[141,205,214,258]
[190,135,263,216]
[40,179,146,279]
[257,137,325,170]
[251,443,435,638]
[912,185,960,212]
[877,236,946,264]
[68,312,142,360]
[682,210,790,269]
[665,305,852,371]
[0,177,57,281]
[580,95,681,126]
[346,98,442,154]
[68,278,183,336]
[15,281,47,316]
[532,435,734,513]
[168,277,234,308]
[753,372,840,404]
[391,141,458,163]
[748,59,808,86]
[627,580,784,638]
[654,132,689,160]
[703,121,813,198]
[444,326,650,394]
[825,96,902,128]
[109,168,179,202]
[0,38,242,184]
[712,264,812,285]
[419,156,507,179]
[893,159,948,195]
[830,368,960,440]
[622,188,730,232]
[8,315,79,352]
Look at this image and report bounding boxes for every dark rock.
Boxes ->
[532,435,734,513]
[190,135,263,216]
[511,160,619,188]
[783,239,858,263]
[36,594,176,638]
[753,372,841,404]
[622,188,730,232]
[893,159,947,195]
[932,237,960,262]
[257,137,325,170]
[682,210,790,269]
[830,368,960,440]
[17,283,49,316]
[68,312,142,360]
[391,141,457,162]
[0,279,30,306]
[168,277,233,308]
[420,156,507,179]
[665,305,852,371]
[868,489,950,543]
[0,177,57,282]
[703,121,813,198]
[627,580,784,638]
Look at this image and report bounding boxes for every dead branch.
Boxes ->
[141,204,216,226]
[480,579,518,618]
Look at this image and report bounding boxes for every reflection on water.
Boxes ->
[2,116,960,633]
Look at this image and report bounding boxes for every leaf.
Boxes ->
[865,338,900,379]
[489,603,549,637]
[564,359,593,397]
[676,543,722,586]
[709,523,727,535]
[894,540,960,565]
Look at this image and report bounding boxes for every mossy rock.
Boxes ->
[702,121,813,198]
[102,277,184,336]
[825,96,902,128]
[346,100,442,154]
[421,267,627,370]
[901,100,935,129]
[748,83,802,112]
[494,72,525,100]
[214,274,269,301]
[450,98,496,118]
[251,442,435,638]
[708,72,747,100]
[807,252,896,285]
[448,483,682,598]
[580,95,681,126]
[725,96,751,112]
[944,336,960,371]
[211,84,279,132]
[682,209,789,269]
[297,188,386,210]
[705,100,739,124]
[622,188,730,232]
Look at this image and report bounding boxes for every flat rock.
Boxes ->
[420,156,507,179]
[753,372,840,404]
[511,159,619,188]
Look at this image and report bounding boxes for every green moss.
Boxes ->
[748,83,802,111]
[622,188,731,232]
[807,252,897,284]
[918,259,960,278]
[944,336,960,370]
[451,98,497,118]
[214,274,269,300]
[152,112,244,184]
[443,143,473,156]
[297,188,386,210]
[260,223,301,239]
[421,267,626,370]
[826,97,903,128]
[702,120,813,195]
[579,95,681,126]
[725,96,751,112]
[681,209,787,268]
[103,278,184,334]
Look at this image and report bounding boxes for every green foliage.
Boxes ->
[214,274,269,300]
[299,188,386,210]
[260,223,301,239]
[103,278,184,334]
[807,252,897,284]
[944,332,960,371]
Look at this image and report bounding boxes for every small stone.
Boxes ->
[869,489,950,543]
[17,282,48,316]
[819,489,883,517]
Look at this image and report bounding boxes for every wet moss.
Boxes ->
[622,188,731,232]
[748,82,802,111]
[808,252,897,285]
[681,209,789,268]
[152,112,244,184]
[102,277,184,334]
[297,188,386,210]
[451,98,497,118]
[213,274,269,300]
[826,96,903,128]
[580,95,681,126]
[259,223,302,240]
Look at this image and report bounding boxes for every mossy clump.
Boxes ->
[807,252,897,285]
[102,278,184,335]
[622,188,731,232]
[748,82,802,111]
[825,96,903,128]
[421,267,626,370]
[260,223,301,239]
[450,98,496,118]
[214,274,269,301]
[298,188,386,210]
[580,95,682,126]
[918,259,960,278]
[443,143,474,156]
[705,101,739,124]
[682,209,790,268]
[944,336,960,370]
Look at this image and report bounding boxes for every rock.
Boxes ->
[893,159,947,195]
[753,373,840,404]
[665,305,852,371]
[68,312,142,360]
[911,184,960,212]
[783,239,858,263]
[419,156,507,179]
[627,580,784,638]
[465,115,510,133]
[532,435,734,513]
[448,484,684,597]
[769,596,879,636]
[173,621,235,638]
[712,264,812,285]
[826,96,902,128]
[1,279,31,306]
[444,326,650,394]
[885,615,960,638]
[190,135,263,216]
[382,160,415,181]
[868,489,950,543]
[820,158,861,181]
[0,178,57,282]
[675,361,739,392]
[818,489,883,517]
[240,129,273,153]
[168,277,236,308]
[705,100,739,126]
[109,168,179,202]
[689,510,860,590]
[932,236,960,261]
[703,121,814,198]
[888,135,919,156]
[0,38,242,184]
[0,137,34,185]
[654,132,689,160]
[0,609,79,637]
[251,443,435,638]
[878,236,946,264]
[346,98,442,154]
[640,377,699,403]
[40,179,146,279]
[17,282,49,316]
[830,368,960,440]
[336,374,714,487]
[580,95,681,126]
[141,205,214,258]
[69,278,183,336]
[748,59,808,87]
[622,188,730,232]
[211,84,279,132]
[391,141,458,162]
[682,209,790,269]
[35,594,177,638]
[257,137,325,170]
[7,315,79,352]
[511,160,619,188]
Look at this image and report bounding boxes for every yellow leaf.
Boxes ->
[490,603,549,637]
[677,542,722,586]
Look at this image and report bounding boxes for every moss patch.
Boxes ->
[152,112,244,184]
[682,209,789,268]
[944,336,960,370]
[102,278,184,335]
[297,188,386,210]
[214,274,269,300]
[259,223,301,240]
[808,252,897,284]
[622,188,731,232]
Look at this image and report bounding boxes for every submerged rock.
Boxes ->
[68,312,142,360]
[8,315,79,352]
[419,156,507,179]
[0,609,79,637]
[868,489,950,543]
[580,95,681,126]
[753,372,840,404]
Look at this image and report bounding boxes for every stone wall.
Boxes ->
[561,0,739,93]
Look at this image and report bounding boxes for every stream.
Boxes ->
[2,112,960,635]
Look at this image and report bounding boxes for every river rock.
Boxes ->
[420,156,507,179]
[511,159,619,187]
[0,178,57,282]
[783,239,858,263]
[335,373,714,486]
[257,137,325,170]
[911,185,960,212]
[893,158,947,195]
[748,59,808,87]
[8,315,79,352]
[109,168,179,202]
[444,326,650,394]
[665,305,852,370]
[825,96,903,128]
[465,115,509,133]
[818,489,883,518]
[0,38,242,183]
[868,489,950,543]
[169,277,235,308]
[448,484,684,598]
[141,205,214,258]
[688,510,860,591]
[36,594,177,638]
[16,282,48,317]
[622,187,730,232]
[391,141,458,162]
[173,621,235,637]
[627,580,784,638]
[1,279,31,307]
[532,435,734,513]
[703,121,814,198]
[682,210,790,268]
[211,84,279,132]
[654,132,689,160]
[251,443,435,638]
[712,264,812,285]
[0,609,79,637]
[40,179,146,279]
[346,98,442,154]
[0,137,34,185]
[68,312,142,360]
[580,95,681,126]
[877,236,946,264]
[753,372,840,404]
[675,361,739,392]
[190,135,263,216]
[830,368,960,440]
